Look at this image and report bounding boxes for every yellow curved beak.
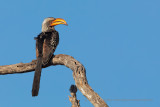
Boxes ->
[50,18,68,26]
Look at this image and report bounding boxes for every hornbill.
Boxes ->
[32,17,67,96]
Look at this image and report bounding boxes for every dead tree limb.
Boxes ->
[69,85,80,107]
[0,54,108,107]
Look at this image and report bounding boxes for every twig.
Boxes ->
[69,85,80,107]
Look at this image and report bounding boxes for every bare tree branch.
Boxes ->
[0,54,108,107]
[69,85,80,107]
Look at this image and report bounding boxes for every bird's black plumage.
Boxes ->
[32,17,67,96]
[32,30,59,96]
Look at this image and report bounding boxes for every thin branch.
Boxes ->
[69,85,80,107]
[0,54,108,107]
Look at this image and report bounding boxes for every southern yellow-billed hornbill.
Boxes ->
[32,17,67,96]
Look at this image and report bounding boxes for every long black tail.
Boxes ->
[32,33,45,96]
[32,56,42,96]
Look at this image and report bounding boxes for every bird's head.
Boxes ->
[42,17,67,32]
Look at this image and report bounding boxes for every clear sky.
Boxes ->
[0,0,159,107]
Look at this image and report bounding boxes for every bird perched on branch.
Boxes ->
[32,17,67,96]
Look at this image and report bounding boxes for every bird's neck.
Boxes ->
[42,24,55,32]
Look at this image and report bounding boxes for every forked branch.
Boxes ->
[0,54,108,107]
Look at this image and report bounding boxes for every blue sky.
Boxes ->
[0,0,159,107]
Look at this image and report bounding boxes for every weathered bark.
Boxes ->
[0,54,108,107]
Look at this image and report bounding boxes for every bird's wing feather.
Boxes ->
[42,31,59,65]
[32,31,59,96]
